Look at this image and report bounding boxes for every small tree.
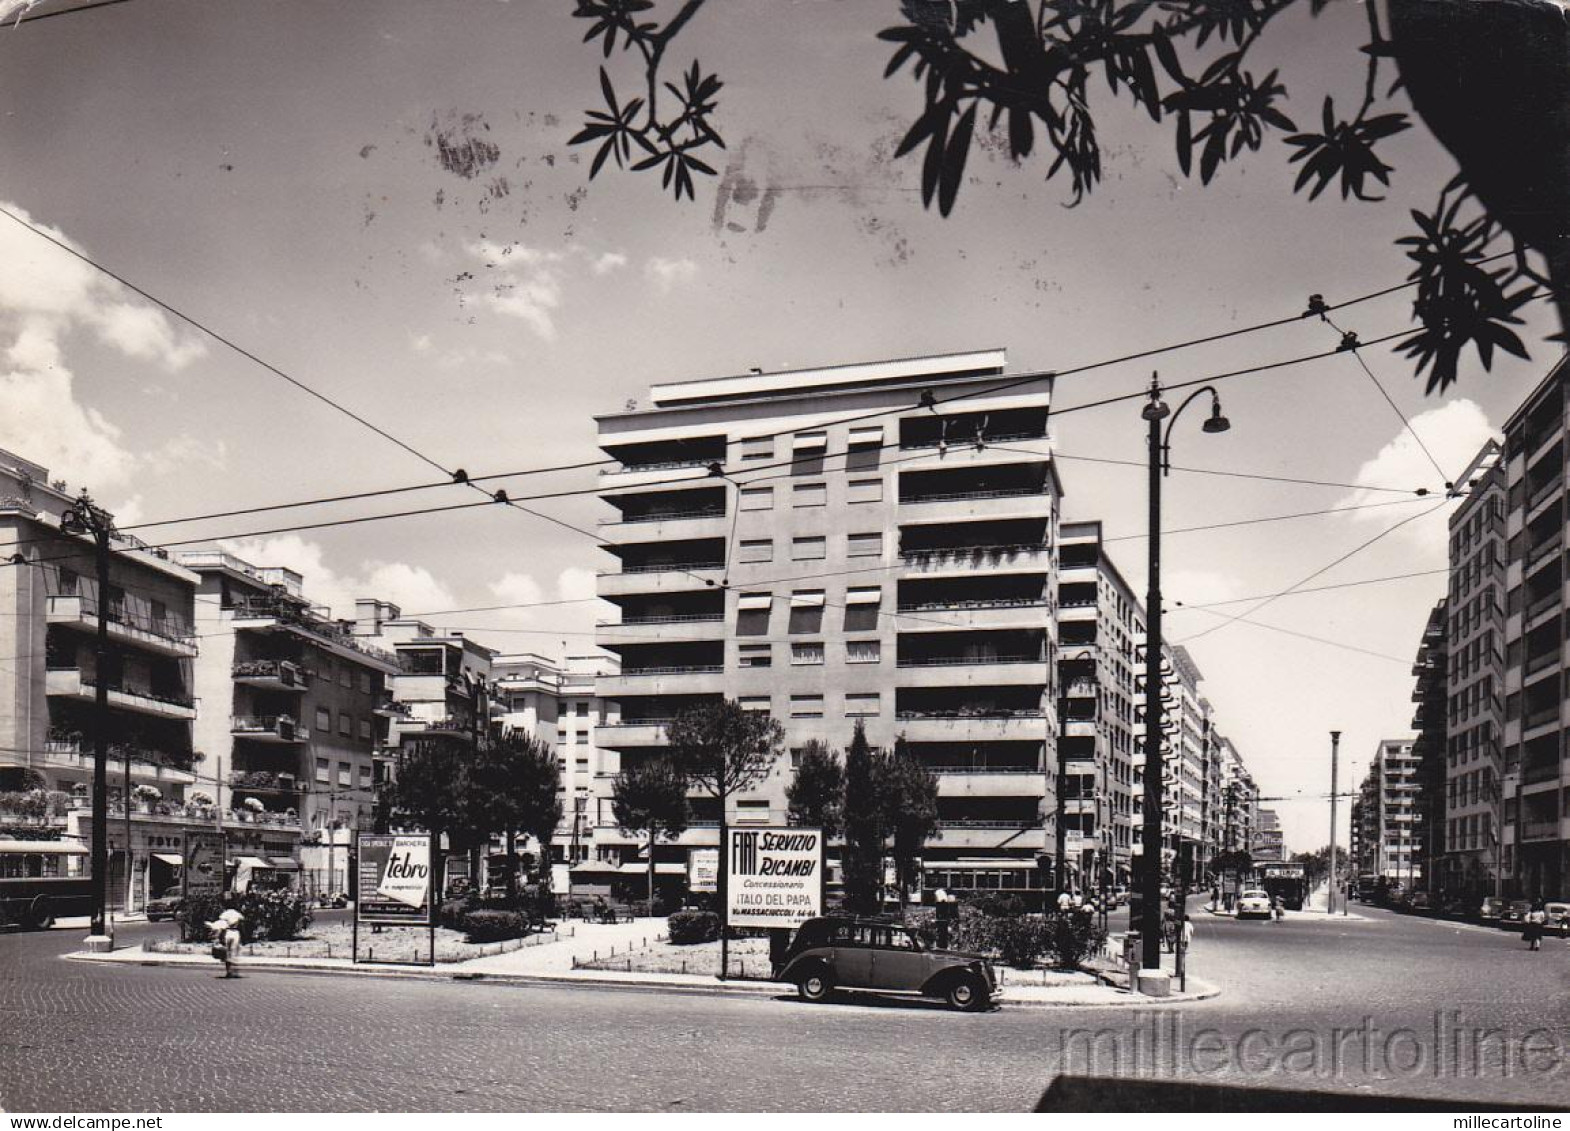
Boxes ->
[882,735,940,910]
[665,700,784,959]
[488,728,564,900]
[612,756,690,908]
[380,737,470,893]
[841,721,886,915]
[785,739,844,838]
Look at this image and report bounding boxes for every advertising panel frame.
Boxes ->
[352,832,437,966]
[724,827,822,930]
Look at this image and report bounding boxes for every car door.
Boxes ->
[870,927,928,991]
[831,925,874,988]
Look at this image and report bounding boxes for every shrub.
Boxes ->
[993,916,1050,969]
[438,898,476,931]
[968,892,1029,919]
[667,908,720,945]
[461,909,529,943]
[1043,912,1107,969]
[176,890,313,943]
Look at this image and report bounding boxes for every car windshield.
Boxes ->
[1242,890,1268,898]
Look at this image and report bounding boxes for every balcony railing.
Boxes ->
[231,715,301,740]
[899,431,1047,451]
[46,594,196,649]
[1527,476,1562,513]
[616,561,726,575]
[619,664,724,676]
[896,709,1046,719]
[598,718,675,729]
[898,544,1046,565]
[897,598,1046,612]
[928,765,1042,774]
[1522,758,1561,785]
[1524,705,1561,731]
[1526,591,1560,621]
[618,508,725,525]
[1525,647,1560,677]
[599,614,726,626]
[936,819,1040,829]
[1520,819,1560,841]
[600,457,716,475]
[896,655,1040,668]
[1526,533,1563,570]
[45,669,196,711]
[229,596,397,666]
[900,487,1047,505]
[230,659,309,688]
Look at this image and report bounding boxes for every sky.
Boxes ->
[0,0,1559,853]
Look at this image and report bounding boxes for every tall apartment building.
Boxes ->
[1410,599,1447,894]
[1354,740,1423,885]
[0,449,206,911]
[1056,521,1140,890]
[593,349,1063,895]
[1443,440,1507,900]
[1218,737,1257,857]
[1500,356,1570,898]
[1253,807,1285,863]
[1168,646,1210,883]
[180,552,401,894]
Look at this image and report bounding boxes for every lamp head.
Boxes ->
[1202,398,1230,434]
[1141,399,1170,422]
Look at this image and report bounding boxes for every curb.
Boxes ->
[63,949,1222,1007]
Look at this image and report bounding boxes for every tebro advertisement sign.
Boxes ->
[725,827,821,929]
[355,833,433,925]
[183,831,225,899]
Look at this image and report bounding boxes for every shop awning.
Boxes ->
[790,591,825,608]
[152,853,184,866]
[618,862,686,875]
[0,839,87,855]
[792,431,828,450]
[269,857,300,870]
[737,594,772,611]
[848,425,884,446]
[234,856,270,869]
[845,587,882,604]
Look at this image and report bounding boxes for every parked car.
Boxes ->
[1544,901,1570,937]
[1478,897,1507,923]
[1236,889,1273,920]
[144,886,183,922]
[774,916,999,1012]
[1436,895,1471,920]
[1404,891,1433,915]
[1501,899,1532,926]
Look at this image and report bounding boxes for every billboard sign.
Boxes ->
[688,847,718,893]
[183,831,225,899]
[355,833,433,925]
[725,828,821,929]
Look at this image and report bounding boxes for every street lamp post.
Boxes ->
[1140,375,1230,974]
[60,492,117,941]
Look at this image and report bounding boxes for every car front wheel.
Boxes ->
[797,969,834,1004]
[30,897,54,930]
[945,974,987,1012]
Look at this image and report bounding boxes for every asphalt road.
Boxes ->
[2,903,1568,1112]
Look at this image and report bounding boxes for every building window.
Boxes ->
[339,711,352,736]
[740,487,773,511]
[792,483,827,508]
[358,764,372,787]
[739,643,772,668]
[315,757,329,784]
[576,702,589,717]
[739,436,774,461]
[739,539,773,564]
[791,641,825,666]
[847,532,883,558]
[739,695,772,714]
[792,536,827,561]
[846,639,881,664]
[846,693,881,717]
[359,672,372,694]
[790,694,824,718]
[848,478,883,504]
[736,799,771,825]
[56,567,79,595]
[337,762,352,787]
[359,719,372,740]
[315,707,332,732]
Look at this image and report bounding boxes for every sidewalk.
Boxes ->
[65,916,1220,1007]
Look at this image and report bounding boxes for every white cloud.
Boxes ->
[555,565,598,602]
[592,252,628,275]
[489,570,545,608]
[158,434,229,470]
[0,203,207,489]
[644,256,698,291]
[217,534,457,621]
[467,239,566,341]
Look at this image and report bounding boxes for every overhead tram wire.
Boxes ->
[1175,604,1417,666]
[4,0,135,25]
[1169,567,1450,610]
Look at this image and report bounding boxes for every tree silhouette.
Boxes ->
[881,735,940,910]
[785,739,845,840]
[612,756,690,907]
[485,729,564,900]
[570,0,1564,394]
[841,721,886,915]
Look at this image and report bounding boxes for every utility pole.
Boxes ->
[1328,730,1341,915]
[61,492,116,941]
[123,747,133,914]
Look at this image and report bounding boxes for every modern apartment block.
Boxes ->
[1442,441,1506,899]
[1218,737,1257,857]
[1500,356,1570,898]
[593,349,1063,895]
[1352,740,1423,885]
[0,449,206,911]
[1410,599,1448,892]
[1056,521,1140,889]
[180,552,401,893]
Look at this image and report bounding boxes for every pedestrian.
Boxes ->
[1272,896,1284,923]
[1523,900,1548,951]
[1056,889,1074,913]
[1181,914,1194,950]
[207,906,243,979]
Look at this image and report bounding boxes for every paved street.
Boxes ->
[3,905,1569,1112]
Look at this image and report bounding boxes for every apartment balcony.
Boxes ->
[230,715,306,743]
[897,490,1052,521]
[896,657,1047,688]
[597,564,726,599]
[45,669,197,720]
[46,595,198,659]
[933,770,1047,797]
[1523,703,1562,734]
[1520,819,1561,842]
[894,602,1049,632]
[1058,604,1097,624]
[1526,532,1563,574]
[931,823,1047,850]
[396,717,476,741]
[229,596,399,672]
[898,544,1049,577]
[592,720,673,747]
[599,511,728,546]
[373,696,411,719]
[895,713,1048,742]
[231,659,309,691]
[596,615,727,647]
[597,462,712,491]
[40,742,197,785]
[597,666,727,698]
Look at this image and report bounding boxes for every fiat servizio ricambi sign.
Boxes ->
[725,828,822,929]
